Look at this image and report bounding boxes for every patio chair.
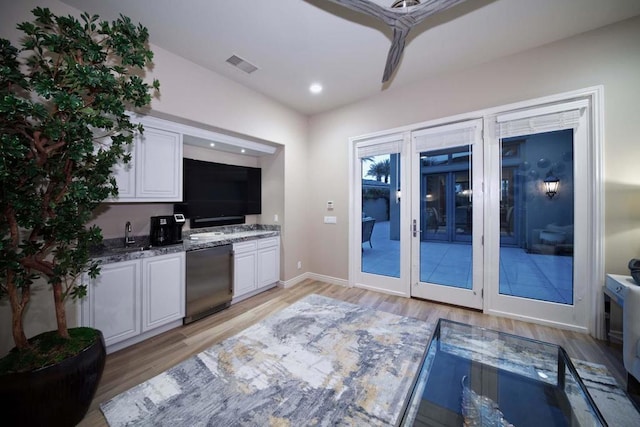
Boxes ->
[362,217,375,249]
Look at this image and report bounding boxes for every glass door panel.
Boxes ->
[500,166,518,246]
[454,170,472,242]
[355,137,410,298]
[422,173,447,241]
[361,153,400,278]
[498,130,574,305]
[418,148,473,290]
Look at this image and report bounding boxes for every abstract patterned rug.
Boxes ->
[101,294,432,426]
[572,359,640,427]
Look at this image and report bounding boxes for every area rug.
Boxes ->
[100,294,432,426]
[572,359,640,427]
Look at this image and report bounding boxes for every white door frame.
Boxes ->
[409,119,484,309]
[349,132,412,297]
[484,99,594,333]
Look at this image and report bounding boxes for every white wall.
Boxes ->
[0,0,309,355]
[307,15,640,281]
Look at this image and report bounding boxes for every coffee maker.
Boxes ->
[150,214,186,246]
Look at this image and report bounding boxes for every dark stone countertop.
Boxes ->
[91,224,280,264]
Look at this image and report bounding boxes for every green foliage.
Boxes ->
[362,187,390,200]
[0,7,159,348]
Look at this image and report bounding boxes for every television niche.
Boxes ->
[177,158,261,228]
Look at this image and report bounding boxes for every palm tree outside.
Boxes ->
[367,159,391,183]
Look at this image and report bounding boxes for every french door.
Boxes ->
[484,100,592,331]
[350,91,601,335]
[410,120,484,309]
[353,133,411,297]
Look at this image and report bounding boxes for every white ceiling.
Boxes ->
[61,0,640,116]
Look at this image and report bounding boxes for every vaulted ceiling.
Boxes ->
[61,0,640,115]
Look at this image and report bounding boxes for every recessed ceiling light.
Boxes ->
[241,149,246,153]
[309,83,323,94]
[209,143,215,147]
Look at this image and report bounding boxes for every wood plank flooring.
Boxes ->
[79,280,628,426]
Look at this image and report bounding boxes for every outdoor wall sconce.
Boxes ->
[543,174,560,199]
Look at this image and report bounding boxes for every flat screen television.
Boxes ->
[178,158,261,227]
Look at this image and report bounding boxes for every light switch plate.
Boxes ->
[324,216,337,224]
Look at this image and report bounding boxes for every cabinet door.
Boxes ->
[234,250,257,298]
[141,252,186,332]
[80,260,141,347]
[135,127,183,201]
[257,238,280,288]
[107,138,136,201]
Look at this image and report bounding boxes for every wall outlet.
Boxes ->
[324,216,337,224]
[297,261,302,269]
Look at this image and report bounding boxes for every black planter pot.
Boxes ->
[0,330,106,427]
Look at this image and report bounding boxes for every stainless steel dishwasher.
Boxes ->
[184,244,233,324]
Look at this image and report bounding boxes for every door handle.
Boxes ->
[229,251,235,295]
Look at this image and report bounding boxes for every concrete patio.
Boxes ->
[362,221,574,304]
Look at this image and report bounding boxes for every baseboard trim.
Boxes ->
[354,282,408,297]
[486,308,589,334]
[307,272,349,287]
[279,272,349,289]
[278,272,310,289]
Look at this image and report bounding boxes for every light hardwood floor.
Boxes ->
[79,279,629,426]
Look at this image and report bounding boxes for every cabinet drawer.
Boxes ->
[233,240,258,253]
[258,237,279,249]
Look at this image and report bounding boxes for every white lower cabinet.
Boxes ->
[142,253,186,332]
[79,252,185,353]
[257,238,280,288]
[80,259,142,347]
[233,241,258,297]
[233,237,280,302]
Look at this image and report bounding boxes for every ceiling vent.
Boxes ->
[226,55,258,74]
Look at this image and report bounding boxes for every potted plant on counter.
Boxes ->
[0,7,159,425]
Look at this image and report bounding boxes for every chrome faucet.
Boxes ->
[125,221,136,247]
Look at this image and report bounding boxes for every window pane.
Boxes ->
[361,154,400,278]
[499,130,574,304]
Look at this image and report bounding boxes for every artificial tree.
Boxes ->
[0,7,159,369]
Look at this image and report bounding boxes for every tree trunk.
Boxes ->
[6,272,29,349]
[52,281,70,339]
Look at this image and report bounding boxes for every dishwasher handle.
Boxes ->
[229,250,235,296]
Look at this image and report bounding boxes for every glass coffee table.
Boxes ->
[400,319,607,426]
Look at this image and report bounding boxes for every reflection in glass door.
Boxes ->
[361,153,400,278]
[411,120,483,309]
[419,148,473,288]
[500,166,518,246]
[422,169,472,243]
[498,130,574,305]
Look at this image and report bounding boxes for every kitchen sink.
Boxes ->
[104,245,152,254]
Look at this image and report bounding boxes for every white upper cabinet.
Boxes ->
[109,119,183,203]
[135,127,182,200]
[110,139,136,199]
